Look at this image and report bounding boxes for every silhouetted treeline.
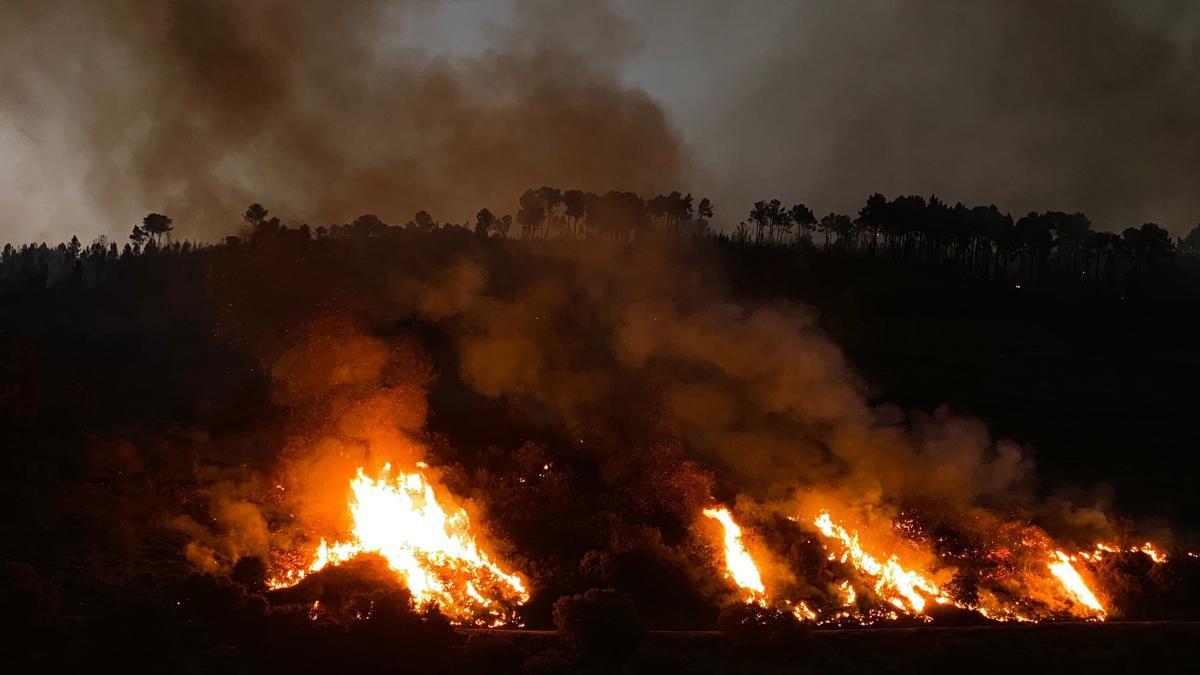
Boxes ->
[729,194,1200,294]
[5,187,1200,298]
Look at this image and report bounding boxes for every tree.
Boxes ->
[142,212,173,244]
[65,235,81,261]
[818,212,850,249]
[350,214,387,237]
[129,224,148,252]
[412,210,437,232]
[517,189,543,239]
[475,208,495,238]
[1180,223,1200,255]
[749,201,769,244]
[534,186,564,237]
[562,190,586,237]
[244,203,268,227]
[767,199,789,243]
[698,197,714,222]
[496,214,513,239]
[790,203,816,244]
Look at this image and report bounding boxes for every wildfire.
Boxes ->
[1077,541,1167,564]
[813,511,951,615]
[703,507,768,605]
[270,464,529,626]
[1047,551,1106,617]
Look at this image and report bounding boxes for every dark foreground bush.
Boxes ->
[552,588,646,664]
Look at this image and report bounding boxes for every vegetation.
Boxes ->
[5,188,1199,298]
[3,188,1200,672]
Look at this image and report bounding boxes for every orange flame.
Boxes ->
[703,507,768,606]
[1047,551,1105,617]
[1077,541,1167,564]
[813,511,952,615]
[271,464,529,626]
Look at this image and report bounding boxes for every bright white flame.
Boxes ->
[813,511,950,614]
[272,464,528,625]
[1047,551,1105,617]
[703,507,767,605]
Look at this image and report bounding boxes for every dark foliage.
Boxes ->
[552,588,646,664]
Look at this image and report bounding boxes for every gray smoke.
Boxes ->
[0,0,685,242]
[695,0,1200,233]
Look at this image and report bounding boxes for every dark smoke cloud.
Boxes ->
[412,242,1043,513]
[0,0,685,241]
[701,0,1200,234]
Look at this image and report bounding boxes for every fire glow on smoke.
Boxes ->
[270,464,529,626]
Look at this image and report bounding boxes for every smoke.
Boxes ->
[409,241,1054,530]
[180,313,438,572]
[0,0,685,242]
[697,0,1200,233]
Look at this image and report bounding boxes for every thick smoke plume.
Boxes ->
[702,0,1200,233]
[0,0,684,241]
[411,242,1052,520]
[183,233,1142,600]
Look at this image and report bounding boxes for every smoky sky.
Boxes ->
[2,0,1198,243]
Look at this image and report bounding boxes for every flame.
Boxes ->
[838,580,856,606]
[703,507,768,605]
[790,600,818,621]
[271,464,529,626]
[1047,551,1105,617]
[813,511,951,615]
[1078,541,1167,564]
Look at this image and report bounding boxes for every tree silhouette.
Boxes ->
[411,211,437,232]
[244,203,268,227]
[749,201,769,244]
[129,224,148,252]
[475,208,496,238]
[790,203,816,245]
[563,190,586,238]
[142,212,174,245]
[1180,223,1200,255]
[517,189,543,239]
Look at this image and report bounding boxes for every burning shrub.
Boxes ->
[716,602,811,647]
[552,588,645,663]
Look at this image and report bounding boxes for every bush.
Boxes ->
[552,588,645,663]
[716,602,811,647]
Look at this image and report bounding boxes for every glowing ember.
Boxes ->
[1047,551,1105,617]
[1077,541,1167,564]
[813,511,951,615]
[271,464,529,626]
[703,507,768,605]
[790,600,818,621]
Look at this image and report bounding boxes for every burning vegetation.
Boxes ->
[698,505,1144,626]
[268,463,528,626]
[2,211,1199,672]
